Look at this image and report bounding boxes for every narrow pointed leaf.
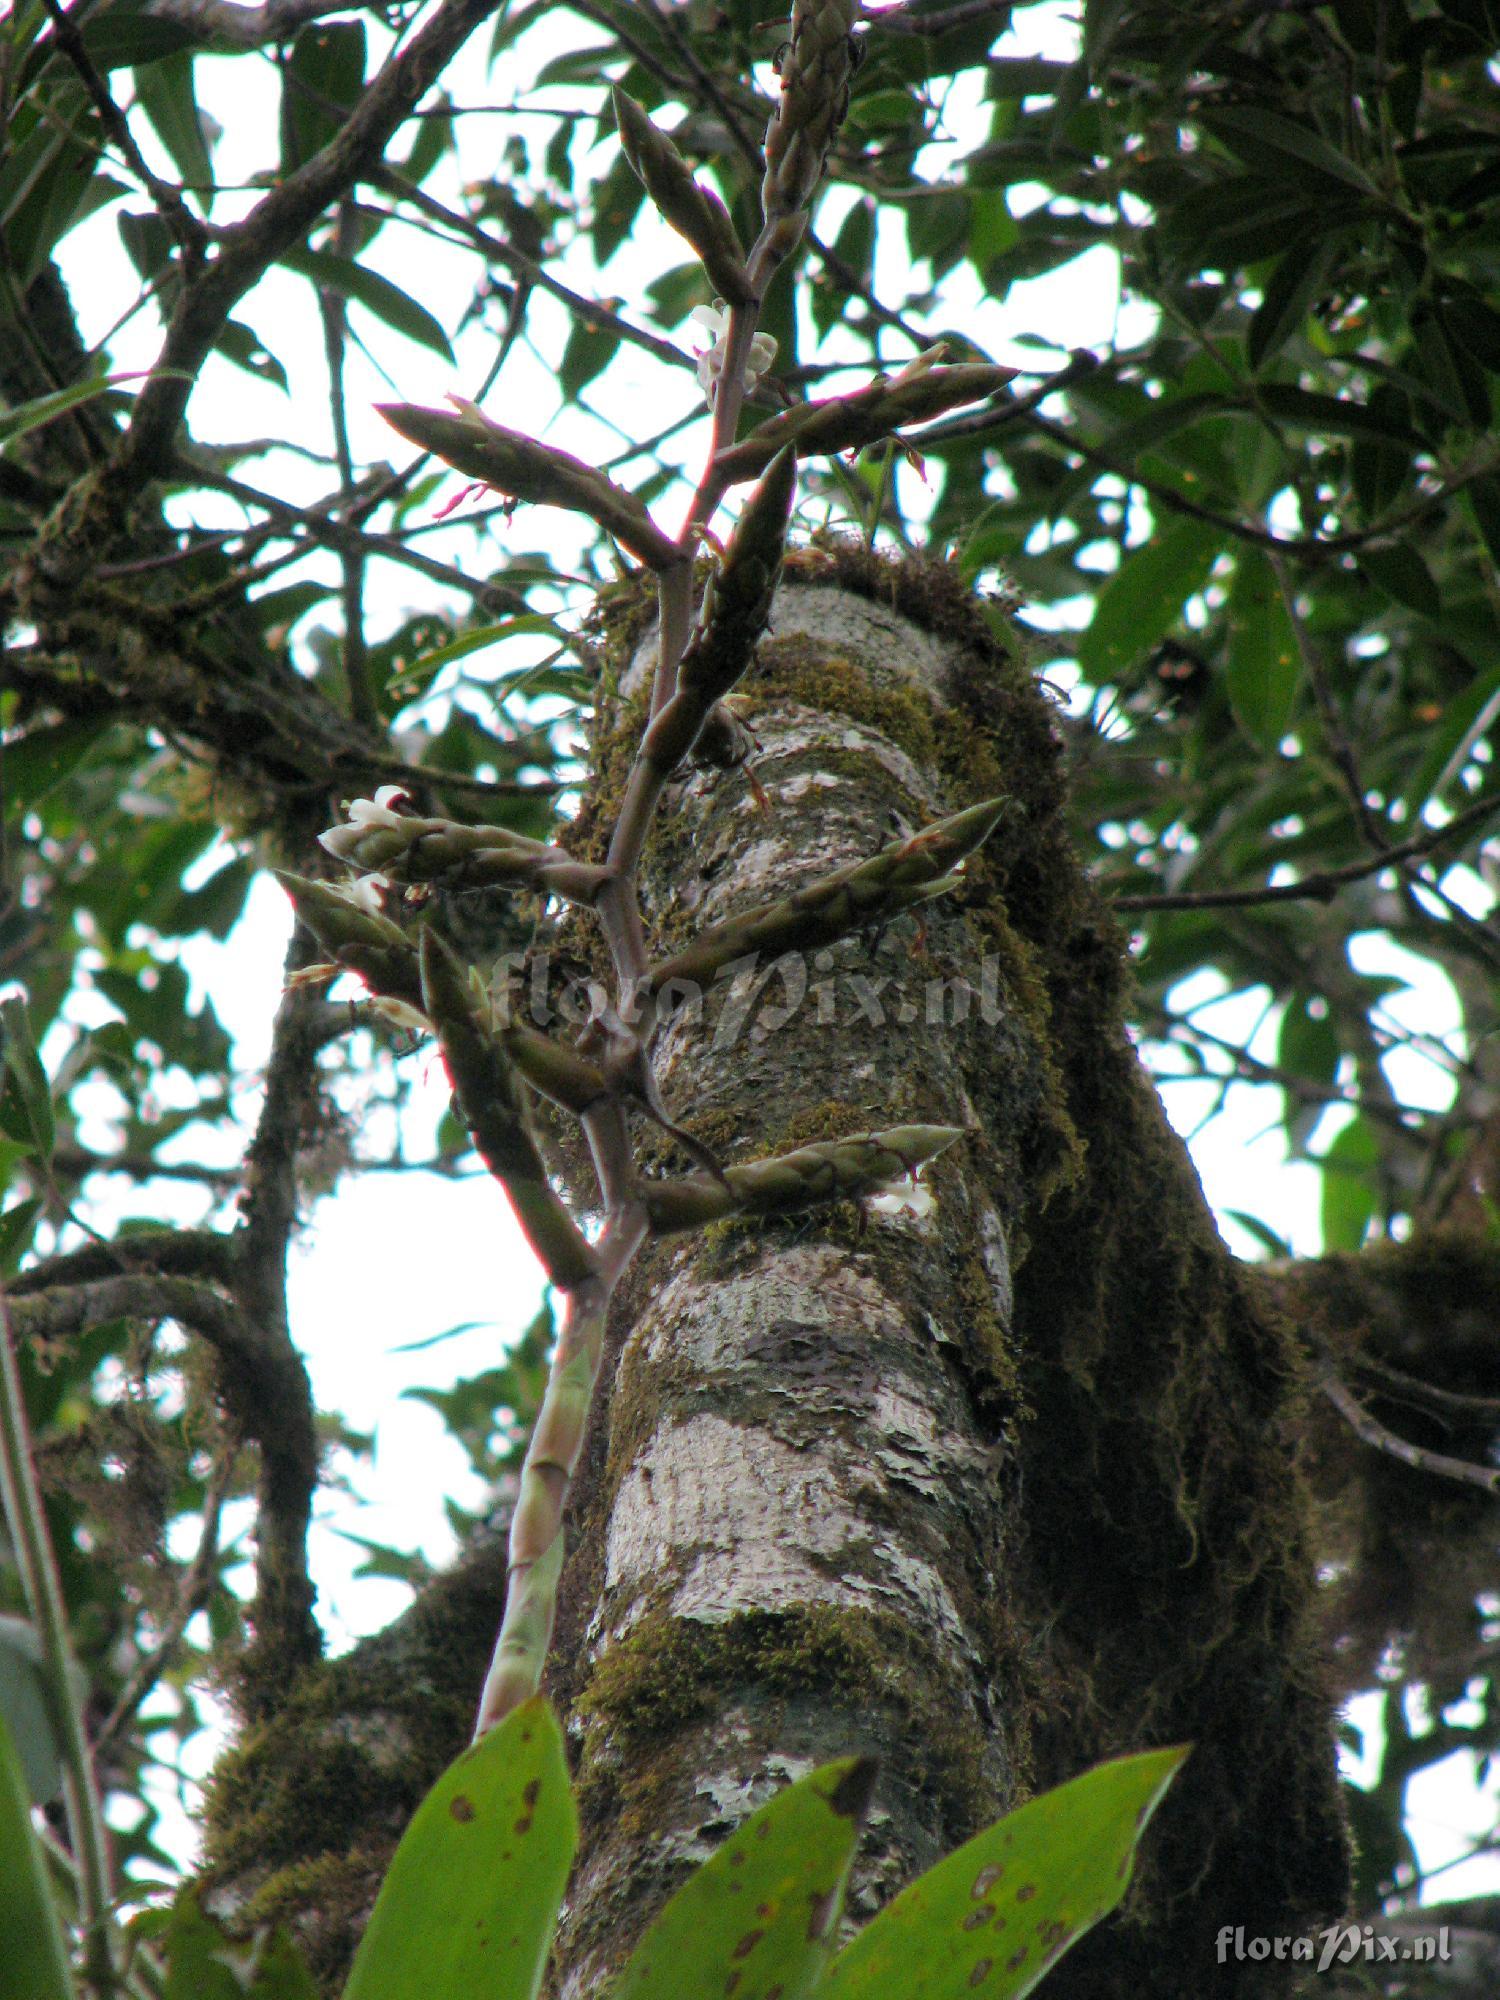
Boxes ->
[820,1746,1188,2000]
[0,1711,75,2000]
[284,247,453,359]
[610,1756,876,2000]
[342,1696,576,2000]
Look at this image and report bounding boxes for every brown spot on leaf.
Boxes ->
[1007,1947,1029,1971]
[1038,1920,1070,1948]
[968,1960,993,1988]
[725,1974,740,1997]
[732,1930,765,1961]
[1116,1856,1130,1879]
[522,1779,541,1809]
[1016,1883,1037,1902]
[449,1795,476,1823]
[972,1864,1003,1898]
[962,1907,994,1931]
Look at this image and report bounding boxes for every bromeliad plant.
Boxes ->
[280,0,1017,1740]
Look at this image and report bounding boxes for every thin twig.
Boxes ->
[1112,786,1500,911]
[1319,1360,1500,1499]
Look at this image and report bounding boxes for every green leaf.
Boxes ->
[0,374,131,450]
[1225,549,1299,749]
[559,317,615,400]
[214,320,288,391]
[341,1696,575,2000]
[80,3,196,71]
[610,1756,875,2000]
[0,1616,67,1804]
[0,998,55,1160]
[1464,472,1500,569]
[1248,237,1332,371]
[1225,1210,1294,1259]
[385,614,574,702]
[1357,540,1439,618]
[1320,1115,1380,1253]
[132,52,213,202]
[162,1890,317,2000]
[282,247,453,359]
[1,718,109,805]
[1253,384,1422,445]
[0,1710,74,2000]
[280,20,366,173]
[1201,107,1378,194]
[1077,521,1221,681]
[1400,659,1500,815]
[822,1746,1188,2000]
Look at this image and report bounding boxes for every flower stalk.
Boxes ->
[291,9,1025,1739]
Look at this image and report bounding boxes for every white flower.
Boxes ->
[344,873,391,916]
[317,789,411,860]
[866,1180,936,1223]
[690,304,777,407]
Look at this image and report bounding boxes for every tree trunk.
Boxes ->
[545,545,1350,1996]
[201,550,1350,1998]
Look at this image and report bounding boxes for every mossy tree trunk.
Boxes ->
[540,549,1349,1998]
[201,554,1352,1999]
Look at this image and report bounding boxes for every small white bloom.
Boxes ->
[866,1180,936,1222]
[317,790,412,859]
[690,303,777,407]
[346,794,406,830]
[345,873,391,916]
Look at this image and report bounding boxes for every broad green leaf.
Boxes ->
[1077,521,1221,681]
[1248,237,1333,371]
[0,1615,88,1804]
[161,1890,317,2000]
[1202,106,1377,194]
[610,1756,876,2000]
[1,717,109,804]
[821,1746,1188,2000]
[1225,549,1299,750]
[280,21,366,173]
[80,4,196,71]
[214,320,288,391]
[1320,1115,1379,1252]
[132,52,213,202]
[1357,541,1439,618]
[341,1695,575,2000]
[0,1711,74,2000]
[0,998,54,1160]
[283,248,453,359]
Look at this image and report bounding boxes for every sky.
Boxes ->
[37,0,1498,1902]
